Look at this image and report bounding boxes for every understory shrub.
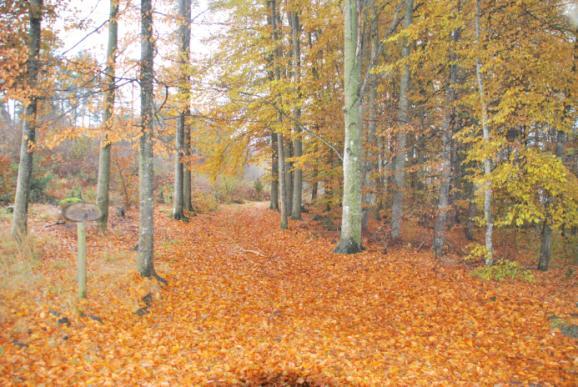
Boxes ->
[471,260,535,283]
[58,197,83,207]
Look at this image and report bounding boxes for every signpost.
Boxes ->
[62,203,102,299]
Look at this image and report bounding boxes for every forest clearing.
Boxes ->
[1,0,577,385]
[0,202,576,385]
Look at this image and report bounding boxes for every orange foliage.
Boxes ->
[0,204,576,384]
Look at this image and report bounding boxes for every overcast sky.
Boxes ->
[49,0,223,120]
[57,0,218,61]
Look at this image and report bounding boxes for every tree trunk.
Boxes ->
[285,140,293,215]
[11,0,42,241]
[362,1,379,231]
[96,0,119,232]
[390,0,413,243]
[267,0,279,211]
[173,0,191,220]
[538,221,553,271]
[270,132,279,210]
[290,10,303,220]
[270,0,287,228]
[539,129,566,270]
[433,3,459,257]
[465,179,476,241]
[278,133,289,229]
[183,129,192,211]
[334,0,363,254]
[138,0,156,277]
[475,0,493,265]
[433,116,453,257]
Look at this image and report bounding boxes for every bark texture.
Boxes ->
[475,0,494,265]
[96,0,119,232]
[335,0,363,254]
[270,0,287,228]
[12,0,42,241]
[433,4,459,257]
[138,0,156,277]
[390,0,413,243]
[173,0,192,220]
[290,10,303,220]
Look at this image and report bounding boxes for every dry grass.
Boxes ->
[0,231,44,292]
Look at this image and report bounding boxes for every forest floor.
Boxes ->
[0,202,576,385]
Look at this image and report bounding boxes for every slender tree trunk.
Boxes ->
[271,0,287,228]
[182,0,193,213]
[433,111,454,257]
[183,129,192,211]
[173,0,191,220]
[362,1,379,231]
[335,0,363,254]
[173,118,185,219]
[285,140,293,215]
[138,0,156,277]
[11,0,42,241]
[475,0,493,265]
[390,0,413,243]
[267,0,279,211]
[270,132,279,210]
[433,2,460,257]
[96,0,119,232]
[278,134,288,229]
[290,10,303,220]
[538,130,566,270]
[311,173,318,202]
[465,179,476,240]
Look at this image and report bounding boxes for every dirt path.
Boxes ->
[1,204,576,385]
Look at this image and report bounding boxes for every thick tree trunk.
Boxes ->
[138,0,156,277]
[362,2,379,231]
[11,0,42,241]
[173,0,192,220]
[335,0,362,254]
[96,0,119,232]
[390,0,413,243]
[475,0,493,265]
[290,10,303,220]
[433,4,459,257]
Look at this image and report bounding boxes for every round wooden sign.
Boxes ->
[62,203,102,222]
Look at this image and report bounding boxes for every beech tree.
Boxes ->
[289,5,303,221]
[11,0,42,241]
[173,0,192,220]
[96,0,119,232]
[390,0,413,244]
[474,0,493,265]
[138,0,156,277]
[270,0,288,229]
[433,0,460,257]
[334,0,362,254]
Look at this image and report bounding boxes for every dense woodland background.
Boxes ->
[1,0,576,269]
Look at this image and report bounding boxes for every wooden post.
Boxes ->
[77,221,87,298]
[62,203,101,299]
